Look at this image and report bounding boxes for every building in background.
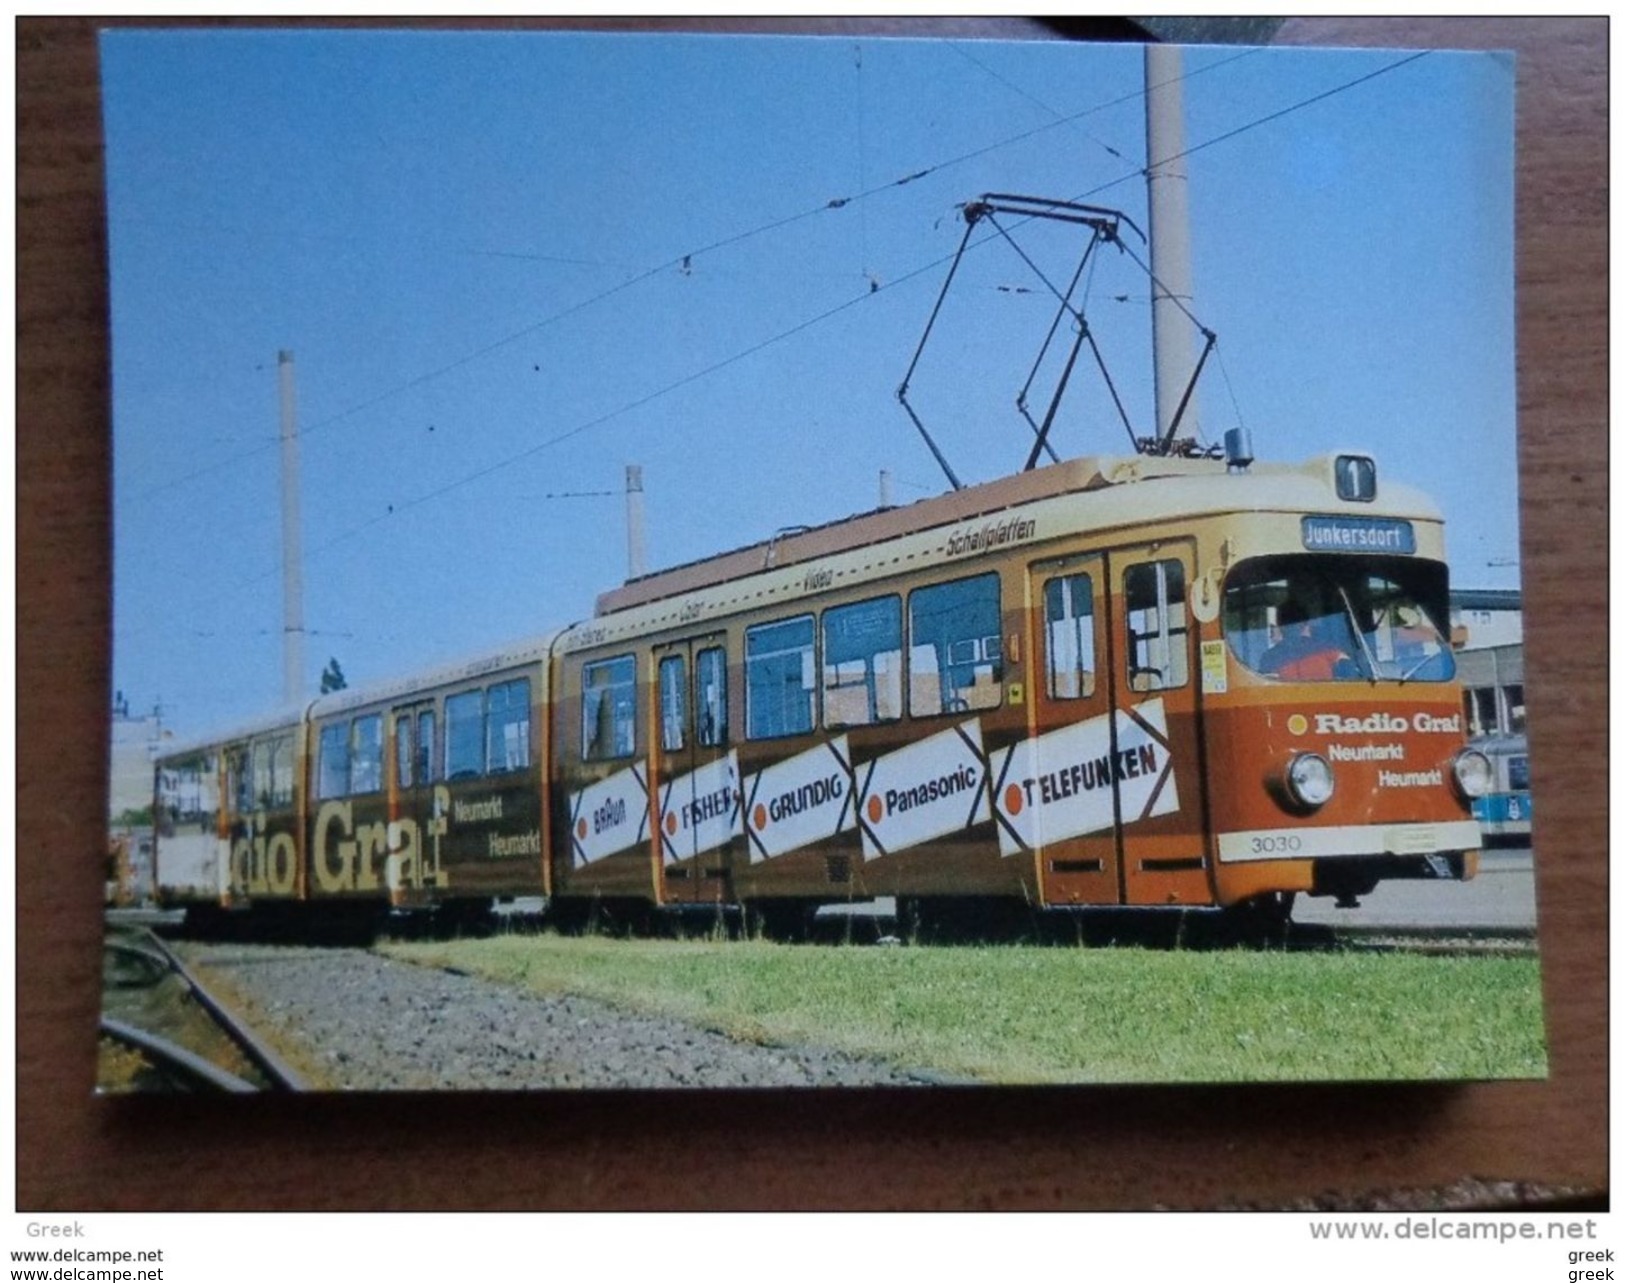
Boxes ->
[1450,588,1524,738]
[107,692,167,902]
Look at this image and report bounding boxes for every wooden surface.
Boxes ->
[16,17,1606,1210]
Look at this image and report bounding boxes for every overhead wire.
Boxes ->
[167,48,1432,609]
[946,41,1133,166]
[132,44,1263,504]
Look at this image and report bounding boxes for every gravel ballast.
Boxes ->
[179,943,929,1091]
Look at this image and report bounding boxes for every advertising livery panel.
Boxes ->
[991,698,1180,856]
[742,737,857,862]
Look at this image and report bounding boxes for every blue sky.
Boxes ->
[102,31,1517,736]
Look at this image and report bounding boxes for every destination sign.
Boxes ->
[1301,515,1415,555]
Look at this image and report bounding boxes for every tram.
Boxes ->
[1468,732,1531,847]
[153,446,1490,933]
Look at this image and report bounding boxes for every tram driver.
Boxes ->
[1261,598,1353,682]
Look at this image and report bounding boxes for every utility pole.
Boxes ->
[625,464,647,580]
[278,351,305,707]
[1144,43,1200,445]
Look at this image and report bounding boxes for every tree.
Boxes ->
[320,657,347,693]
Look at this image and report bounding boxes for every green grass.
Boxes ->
[380,933,1548,1085]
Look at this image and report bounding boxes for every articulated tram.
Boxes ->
[153,449,1491,934]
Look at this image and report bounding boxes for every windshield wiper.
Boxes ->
[1337,586,1381,684]
[1396,619,1450,685]
[1396,651,1435,685]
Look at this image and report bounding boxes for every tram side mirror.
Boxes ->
[1334,454,1377,502]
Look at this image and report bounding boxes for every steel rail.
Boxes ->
[138,931,309,1092]
[99,1016,261,1094]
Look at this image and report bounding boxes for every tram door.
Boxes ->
[1021,553,1121,906]
[650,634,737,905]
[1107,542,1210,908]
[390,700,444,901]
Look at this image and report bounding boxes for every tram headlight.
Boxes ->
[1452,749,1494,800]
[1285,753,1335,809]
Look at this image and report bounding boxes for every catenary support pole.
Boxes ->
[278,350,304,706]
[1145,44,1200,446]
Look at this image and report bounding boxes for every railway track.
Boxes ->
[1326,925,1538,958]
[100,926,307,1093]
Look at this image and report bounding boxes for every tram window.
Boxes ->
[160,756,213,829]
[908,573,1002,717]
[229,748,252,815]
[446,690,486,779]
[254,734,294,808]
[350,714,384,794]
[659,655,687,752]
[317,723,349,800]
[746,615,816,740]
[697,647,728,748]
[252,739,274,808]
[487,678,532,773]
[395,715,415,789]
[270,735,294,807]
[1043,573,1096,700]
[1123,561,1189,692]
[822,595,902,728]
[582,656,637,760]
[417,710,436,784]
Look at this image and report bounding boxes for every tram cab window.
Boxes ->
[696,647,728,748]
[350,714,384,794]
[582,656,637,760]
[746,616,816,740]
[1043,572,1096,700]
[446,690,486,779]
[1222,555,1454,683]
[486,678,532,773]
[1123,561,1188,692]
[822,595,902,728]
[909,573,1002,717]
[317,723,350,800]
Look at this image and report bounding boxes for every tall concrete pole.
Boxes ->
[278,351,305,706]
[1144,43,1199,444]
[625,464,647,580]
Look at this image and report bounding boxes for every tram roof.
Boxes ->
[157,705,309,763]
[158,631,567,760]
[305,630,565,722]
[594,452,1442,617]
